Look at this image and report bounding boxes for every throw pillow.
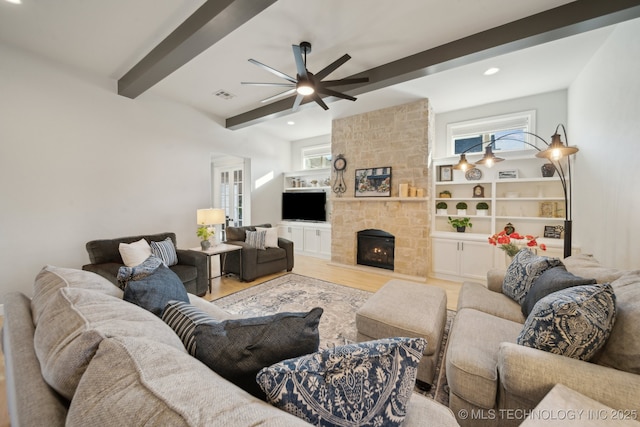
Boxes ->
[162,300,216,355]
[193,307,323,398]
[256,226,279,248]
[150,237,178,266]
[502,248,563,304]
[118,238,152,267]
[521,266,597,317]
[517,283,616,361]
[123,264,189,317]
[116,255,164,290]
[257,337,426,427]
[245,230,267,250]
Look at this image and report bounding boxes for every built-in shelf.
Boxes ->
[331,197,428,202]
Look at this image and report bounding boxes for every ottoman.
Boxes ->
[355,279,447,385]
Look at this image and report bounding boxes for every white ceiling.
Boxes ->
[0,0,623,141]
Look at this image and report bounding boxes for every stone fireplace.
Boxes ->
[357,229,395,270]
[330,100,433,278]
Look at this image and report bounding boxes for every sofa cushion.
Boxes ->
[245,230,267,250]
[33,287,185,400]
[563,254,630,283]
[118,237,152,267]
[457,281,525,324]
[257,337,425,427]
[502,249,563,305]
[194,308,323,398]
[66,336,310,427]
[31,265,123,326]
[188,294,238,321]
[256,247,287,264]
[123,263,189,317]
[162,300,216,355]
[446,308,523,409]
[517,283,616,361]
[593,271,640,373]
[150,237,178,266]
[522,266,597,317]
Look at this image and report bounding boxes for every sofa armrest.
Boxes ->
[278,237,294,271]
[225,241,258,281]
[176,249,208,296]
[498,342,640,412]
[487,268,506,293]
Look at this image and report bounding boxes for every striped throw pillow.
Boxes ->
[162,300,214,355]
[150,237,178,266]
[245,230,267,250]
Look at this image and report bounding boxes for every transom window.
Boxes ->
[447,110,537,156]
[302,144,331,169]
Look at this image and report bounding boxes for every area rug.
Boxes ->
[214,273,452,406]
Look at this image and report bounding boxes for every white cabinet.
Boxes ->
[283,168,331,191]
[432,238,494,282]
[278,221,331,258]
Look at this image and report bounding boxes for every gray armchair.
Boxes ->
[224,224,293,282]
[82,232,208,296]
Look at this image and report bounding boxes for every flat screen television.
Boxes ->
[282,192,326,222]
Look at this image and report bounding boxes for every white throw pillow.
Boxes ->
[119,238,152,267]
[256,227,279,248]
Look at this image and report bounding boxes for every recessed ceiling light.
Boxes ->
[484,67,500,76]
[287,121,295,126]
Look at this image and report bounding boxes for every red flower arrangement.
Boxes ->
[488,230,546,257]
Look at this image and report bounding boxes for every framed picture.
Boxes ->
[438,165,453,182]
[539,201,557,218]
[544,225,564,239]
[355,167,392,197]
[472,184,485,198]
[497,169,519,179]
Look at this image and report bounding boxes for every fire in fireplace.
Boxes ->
[357,229,395,270]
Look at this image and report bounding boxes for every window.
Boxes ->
[447,110,537,156]
[302,144,331,169]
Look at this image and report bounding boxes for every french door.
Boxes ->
[219,167,244,229]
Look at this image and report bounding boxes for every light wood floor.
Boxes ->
[0,255,462,426]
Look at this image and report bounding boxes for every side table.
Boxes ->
[189,243,242,292]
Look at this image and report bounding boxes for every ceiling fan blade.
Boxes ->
[319,77,369,87]
[292,94,304,111]
[316,87,357,101]
[261,88,297,104]
[248,59,296,83]
[292,45,308,79]
[241,82,296,87]
[312,93,329,110]
[314,54,351,80]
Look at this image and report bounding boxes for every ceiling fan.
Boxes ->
[242,41,369,111]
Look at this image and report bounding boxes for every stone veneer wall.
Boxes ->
[330,100,433,278]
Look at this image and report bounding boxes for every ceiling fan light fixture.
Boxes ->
[296,82,314,96]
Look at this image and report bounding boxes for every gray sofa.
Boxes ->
[225,224,294,282]
[446,254,640,427]
[2,265,460,426]
[82,232,208,296]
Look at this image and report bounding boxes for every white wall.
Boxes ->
[0,44,289,301]
[569,18,640,269]
[290,134,331,170]
[434,90,568,159]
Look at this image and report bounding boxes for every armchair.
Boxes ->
[82,232,208,296]
[224,224,293,282]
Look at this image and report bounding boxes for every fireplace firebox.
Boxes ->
[357,229,395,270]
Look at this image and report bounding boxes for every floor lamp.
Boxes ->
[453,124,578,258]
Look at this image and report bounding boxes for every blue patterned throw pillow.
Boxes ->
[257,337,426,427]
[502,248,563,304]
[517,283,616,361]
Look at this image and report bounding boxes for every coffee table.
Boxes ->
[189,243,242,292]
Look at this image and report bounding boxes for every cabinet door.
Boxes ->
[432,239,460,277]
[303,228,319,253]
[459,241,494,280]
[279,225,304,251]
[318,228,331,257]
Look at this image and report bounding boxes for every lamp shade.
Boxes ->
[197,208,225,225]
[535,132,579,161]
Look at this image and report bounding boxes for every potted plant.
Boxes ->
[196,226,215,250]
[436,202,448,215]
[448,217,472,232]
[439,190,452,198]
[476,202,489,216]
[456,202,468,216]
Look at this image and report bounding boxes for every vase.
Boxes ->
[200,240,211,250]
[437,209,447,215]
[457,209,467,216]
[541,163,556,177]
[505,253,514,266]
[477,209,488,216]
[456,226,466,233]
